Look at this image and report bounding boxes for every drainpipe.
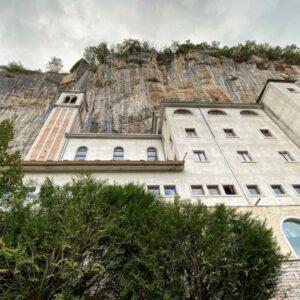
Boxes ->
[198,106,251,205]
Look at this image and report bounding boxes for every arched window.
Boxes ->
[75,147,87,161]
[63,96,71,104]
[70,96,77,104]
[113,147,124,160]
[282,218,300,257]
[174,109,193,115]
[147,147,158,161]
[208,109,227,115]
[240,110,258,116]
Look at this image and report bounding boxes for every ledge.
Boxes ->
[22,160,184,172]
[66,133,162,139]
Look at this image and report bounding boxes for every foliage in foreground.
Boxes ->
[81,39,300,68]
[0,176,284,299]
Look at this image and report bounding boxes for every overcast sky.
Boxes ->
[0,0,299,72]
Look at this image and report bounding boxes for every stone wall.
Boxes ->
[275,260,300,299]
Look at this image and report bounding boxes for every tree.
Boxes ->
[46,57,63,73]
[0,166,284,298]
[0,120,24,198]
[84,42,110,65]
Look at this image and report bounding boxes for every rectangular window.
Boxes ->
[185,128,197,137]
[237,151,252,162]
[292,185,300,195]
[222,185,236,195]
[271,185,285,195]
[246,185,261,195]
[191,185,205,196]
[26,187,36,199]
[279,151,294,162]
[147,186,160,195]
[193,151,207,162]
[224,129,236,137]
[164,186,176,196]
[260,129,273,137]
[207,185,220,195]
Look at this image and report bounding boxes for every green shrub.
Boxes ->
[0,176,284,299]
[2,61,41,75]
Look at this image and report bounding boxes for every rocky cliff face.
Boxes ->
[1,51,300,157]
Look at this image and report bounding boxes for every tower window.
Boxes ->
[63,96,71,104]
[185,128,197,137]
[279,151,294,162]
[147,147,158,161]
[237,151,252,162]
[224,129,236,137]
[240,110,258,116]
[113,147,124,160]
[75,146,87,161]
[70,96,77,104]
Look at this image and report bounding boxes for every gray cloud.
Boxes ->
[0,0,299,71]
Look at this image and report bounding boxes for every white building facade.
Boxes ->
[23,80,300,296]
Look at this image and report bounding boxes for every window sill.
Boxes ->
[199,194,241,198]
[248,194,265,197]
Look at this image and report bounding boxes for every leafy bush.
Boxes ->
[1,61,41,75]
[0,121,284,298]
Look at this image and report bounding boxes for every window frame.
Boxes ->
[292,185,300,195]
[113,147,124,161]
[147,185,160,195]
[279,151,295,162]
[223,128,237,137]
[174,109,193,115]
[237,151,253,162]
[191,185,205,196]
[74,146,88,161]
[240,110,259,116]
[185,128,197,137]
[207,185,221,196]
[208,109,227,116]
[246,185,262,196]
[222,185,237,195]
[260,129,274,138]
[271,184,286,195]
[281,217,300,258]
[193,150,207,162]
[147,147,158,161]
[163,185,177,197]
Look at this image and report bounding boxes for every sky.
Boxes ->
[0,0,299,72]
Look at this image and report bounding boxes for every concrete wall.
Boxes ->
[261,82,300,148]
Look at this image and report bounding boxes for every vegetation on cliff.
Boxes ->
[82,39,300,69]
[0,120,284,299]
[0,61,41,75]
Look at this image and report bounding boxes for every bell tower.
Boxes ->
[25,92,85,161]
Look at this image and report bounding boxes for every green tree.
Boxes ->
[0,120,24,198]
[46,56,63,73]
[84,42,110,64]
[0,175,284,298]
